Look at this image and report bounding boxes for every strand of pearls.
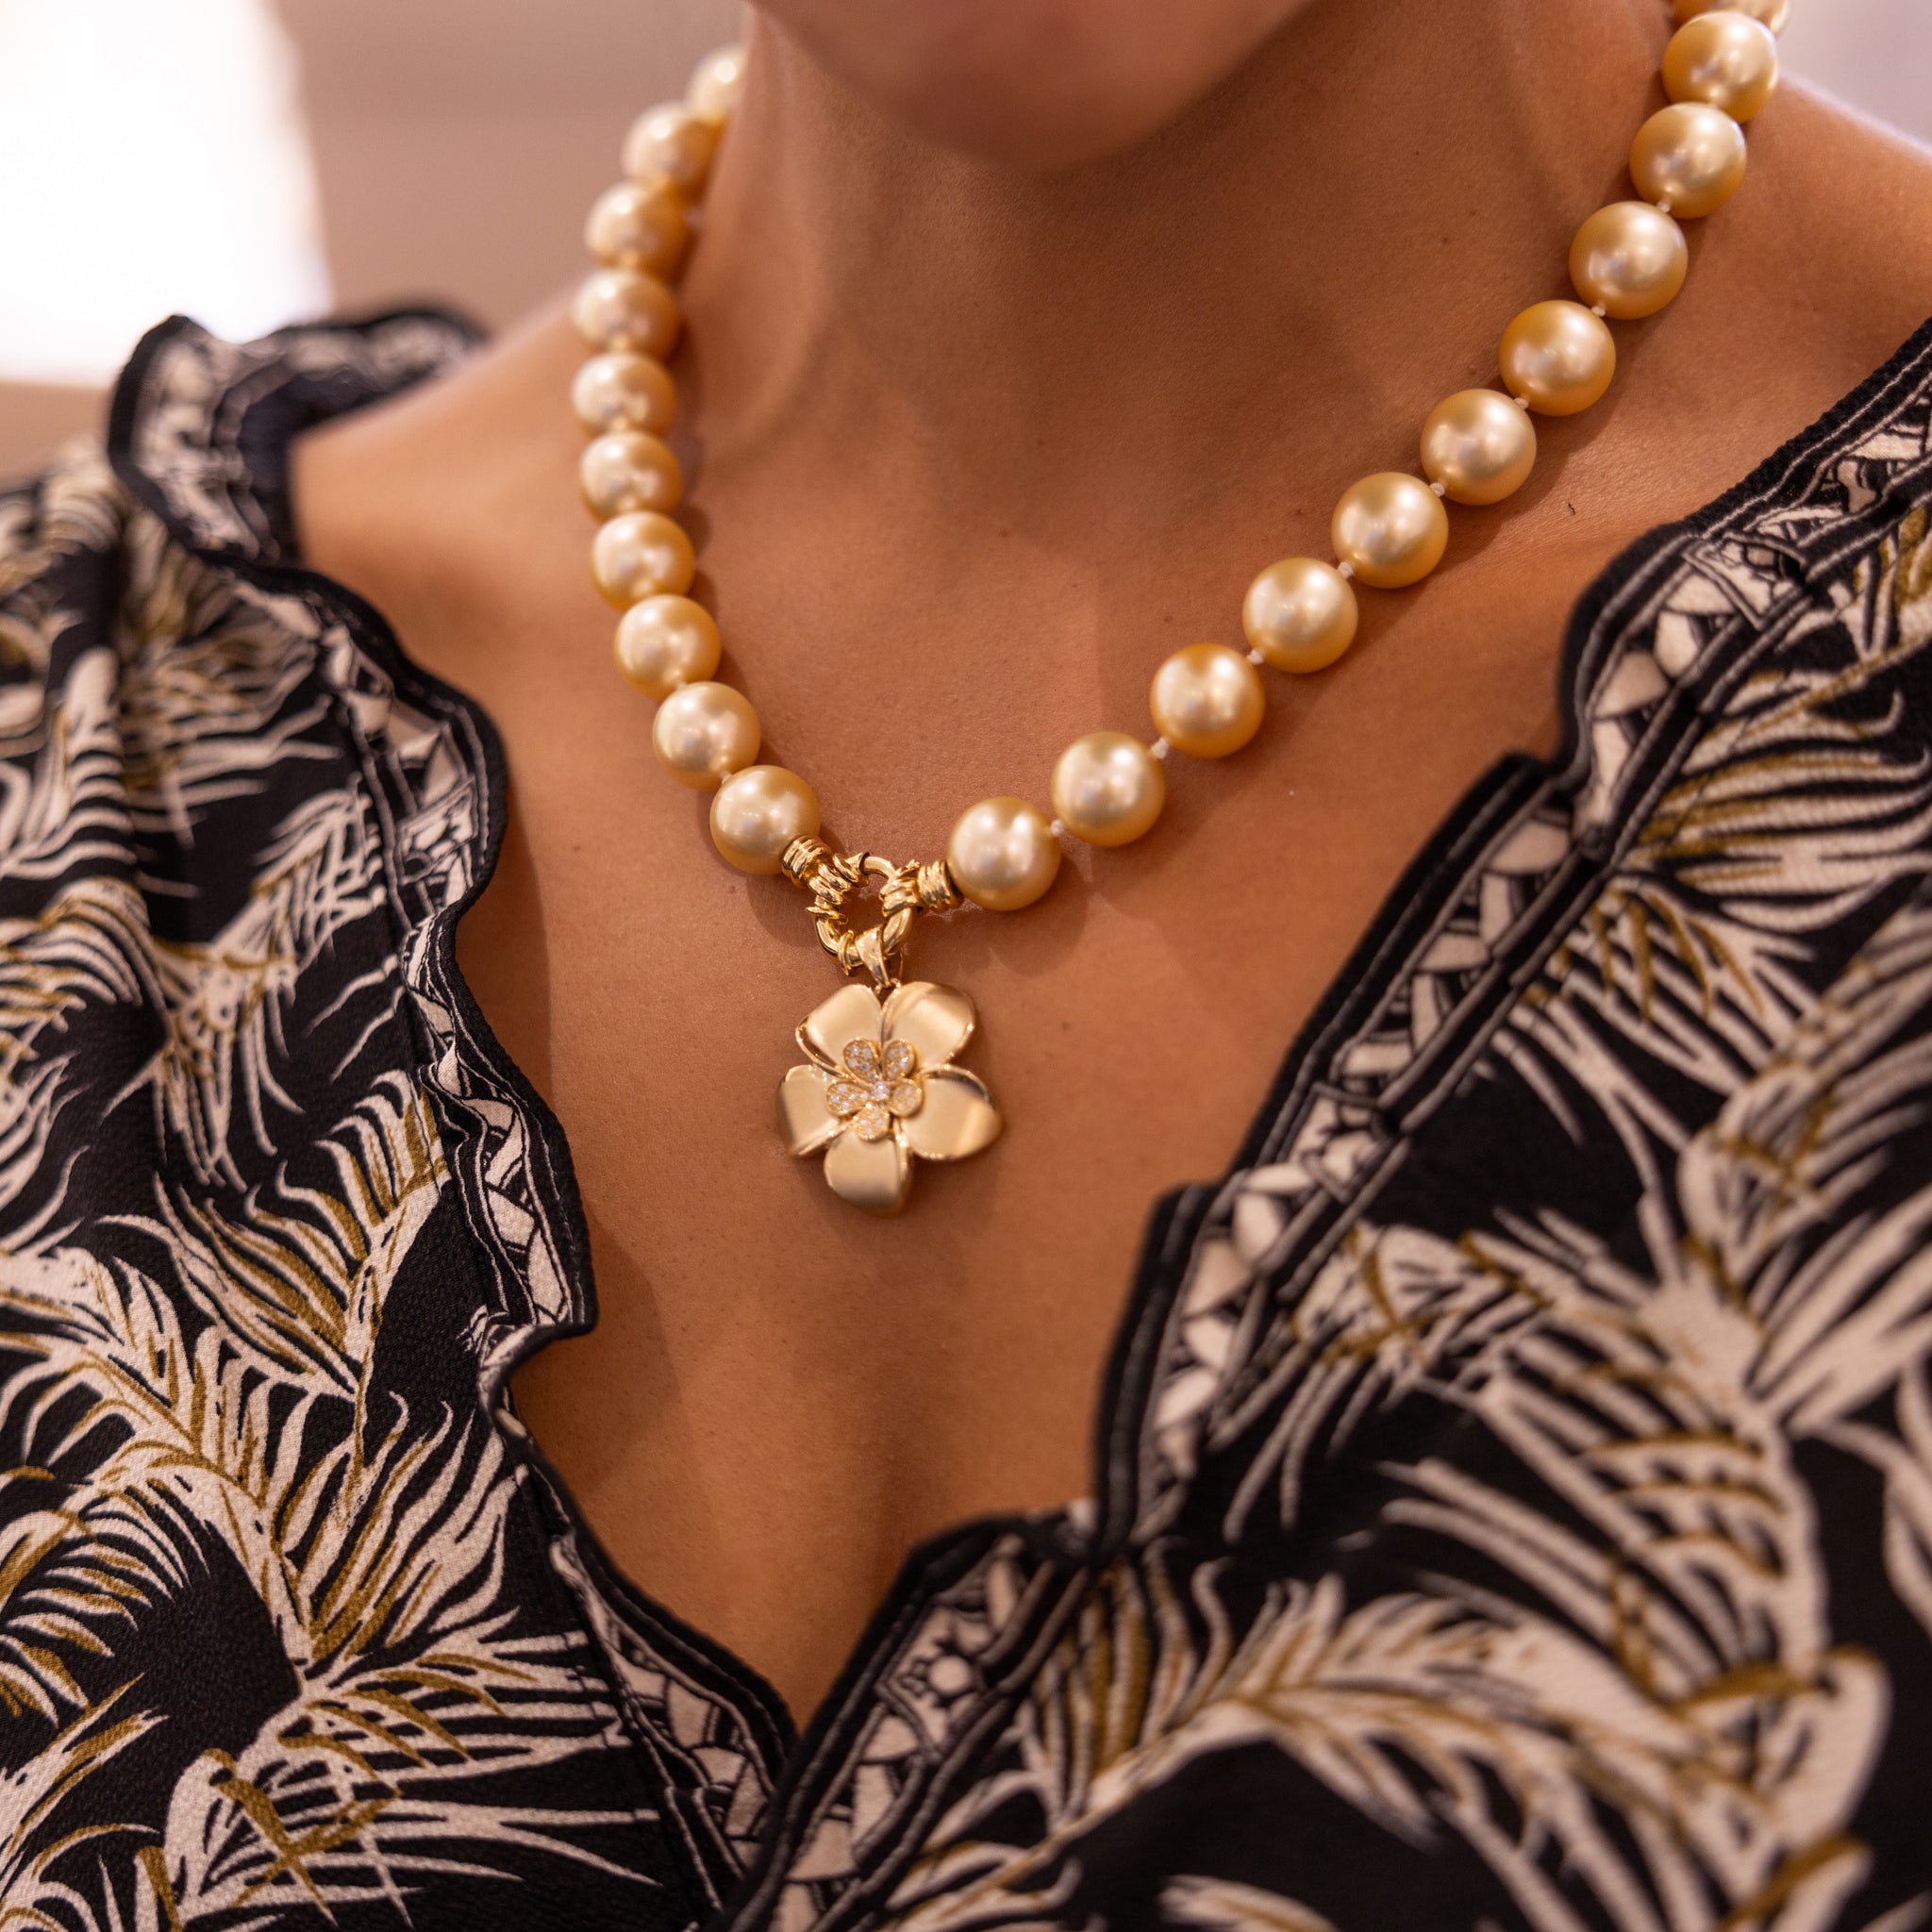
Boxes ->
[575,3,1785,909]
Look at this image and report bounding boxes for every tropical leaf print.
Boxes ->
[880,549,1932,1929]
[144,790,392,1190]
[0,1686,165,1921]
[7,308,1932,1930]
[0,1076,643,1924]
[0,330,687,1929]
[891,1561,1530,1932]
[144,1421,641,1924]
[1513,522,1932,1132]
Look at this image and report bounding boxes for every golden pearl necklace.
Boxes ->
[570,3,1788,1217]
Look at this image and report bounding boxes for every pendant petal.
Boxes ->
[799,983,886,1069]
[899,1065,1002,1162]
[882,981,976,1070]
[778,1064,842,1156]
[823,1124,911,1215]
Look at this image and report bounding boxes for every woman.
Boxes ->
[2,0,1930,1922]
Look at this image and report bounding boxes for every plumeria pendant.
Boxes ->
[778,980,1002,1215]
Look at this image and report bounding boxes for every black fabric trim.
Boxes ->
[108,307,486,563]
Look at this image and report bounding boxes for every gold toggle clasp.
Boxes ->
[779,839,961,987]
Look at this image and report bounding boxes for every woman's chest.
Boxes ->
[432,529,1602,1716]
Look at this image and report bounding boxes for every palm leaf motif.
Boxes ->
[0,449,129,747]
[0,880,158,1232]
[1679,879,1932,1638]
[1217,1218,1554,1535]
[143,787,391,1188]
[1161,1876,1340,1932]
[894,887,1932,1932]
[898,1464,1875,1932]
[0,518,391,1193]
[147,1416,641,1924]
[0,1081,448,1690]
[1510,512,1932,1138]
[0,641,150,926]
[0,1077,642,1922]
[121,1071,444,1398]
[114,529,335,841]
[1371,887,1932,1926]
[889,1560,1510,1931]
[0,1686,165,1928]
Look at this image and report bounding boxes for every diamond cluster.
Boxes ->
[825,1038,924,1142]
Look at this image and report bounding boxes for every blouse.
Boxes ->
[0,308,1929,1929]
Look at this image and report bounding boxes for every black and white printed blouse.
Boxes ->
[0,308,1930,1931]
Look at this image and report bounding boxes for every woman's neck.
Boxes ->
[683,0,1667,526]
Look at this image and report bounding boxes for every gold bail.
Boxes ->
[853,924,893,986]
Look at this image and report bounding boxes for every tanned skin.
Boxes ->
[295,0,1932,1721]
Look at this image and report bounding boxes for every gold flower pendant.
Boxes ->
[773,840,1001,1215]
[778,980,1001,1215]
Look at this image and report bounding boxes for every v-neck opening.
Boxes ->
[103,304,1932,1924]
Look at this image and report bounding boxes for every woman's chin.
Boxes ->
[750,0,1304,170]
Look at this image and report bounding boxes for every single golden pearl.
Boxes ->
[1050,733,1166,847]
[1150,643,1266,759]
[1673,0,1788,34]
[592,510,694,608]
[614,594,718,698]
[573,352,677,438]
[1663,12,1779,123]
[585,179,690,278]
[1242,558,1358,674]
[580,431,683,518]
[946,798,1062,911]
[1500,301,1617,417]
[710,765,821,873]
[687,44,747,124]
[571,269,680,358]
[1568,203,1690,320]
[623,103,720,193]
[653,681,759,790]
[1331,473,1450,589]
[1630,103,1747,220]
[1420,391,1538,508]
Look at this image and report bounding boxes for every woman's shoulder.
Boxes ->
[1747,83,1932,389]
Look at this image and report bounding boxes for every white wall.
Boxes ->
[281,0,739,325]
[1785,0,1932,142]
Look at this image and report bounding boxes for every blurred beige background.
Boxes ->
[290,0,738,328]
[0,0,1924,478]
